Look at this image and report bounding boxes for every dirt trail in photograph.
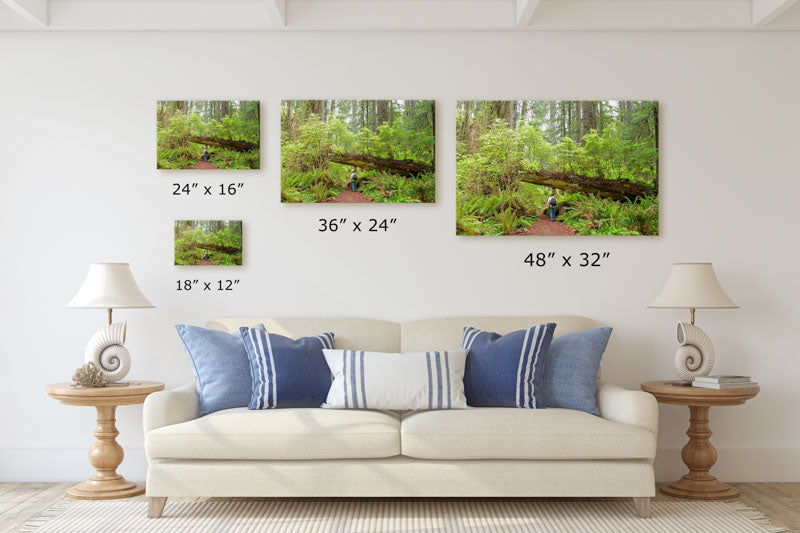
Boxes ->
[328,189,373,203]
[517,213,576,236]
[190,160,218,169]
[197,259,216,265]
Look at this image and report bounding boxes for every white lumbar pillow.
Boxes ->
[322,349,468,410]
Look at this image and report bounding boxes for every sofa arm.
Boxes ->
[143,383,199,433]
[596,380,658,435]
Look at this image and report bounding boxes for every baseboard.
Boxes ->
[2,448,799,483]
[654,448,800,482]
[0,448,148,482]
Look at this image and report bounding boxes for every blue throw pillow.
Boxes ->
[542,327,613,415]
[240,327,334,409]
[462,324,556,408]
[175,324,265,417]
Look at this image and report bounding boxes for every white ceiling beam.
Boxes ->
[516,0,540,27]
[264,0,286,26]
[1,0,47,26]
[529,0,752,30]
[752,0,799,26]
[3,0,798,31]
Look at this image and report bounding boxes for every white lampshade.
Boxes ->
[648,262,738,309]
[66,263,154,309]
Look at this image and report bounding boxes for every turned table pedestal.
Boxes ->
[45,381,164,500]
[640,380,759,500]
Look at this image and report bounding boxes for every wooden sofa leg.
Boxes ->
[633,497,651,518]
[148,497,167,518]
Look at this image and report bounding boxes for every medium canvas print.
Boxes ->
[281,100,435,203]
[456,101,658,236]
[157,100,260,170]
[174,220,243,266]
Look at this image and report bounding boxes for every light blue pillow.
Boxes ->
[240,327,334,409]
[175,324,265,416]
[542,327,613,415]
[462,324,556,408]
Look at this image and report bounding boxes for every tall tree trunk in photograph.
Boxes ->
[567,103,572,138]
[582,101,597,134]
[490,101,512,127]
[376,101,389,128]
[406,99,417,125]
[309,100,324,118]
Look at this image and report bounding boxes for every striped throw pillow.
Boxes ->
[321,349,468,410]
[462,323,556,408]
[240,327,334,409]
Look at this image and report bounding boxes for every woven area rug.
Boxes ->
[16,499,788,533]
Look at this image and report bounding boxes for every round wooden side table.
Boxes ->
[641,380,759,500]
[45,381,164,500]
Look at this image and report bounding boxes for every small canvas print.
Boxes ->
[281,100,435,203]
[157,100,260,170]
[456,100,659,236]
[174,220,242,266]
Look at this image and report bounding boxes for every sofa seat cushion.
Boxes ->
[146,407,400,460]
[400,408,655,460]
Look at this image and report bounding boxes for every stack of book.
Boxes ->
[692,375,758,389]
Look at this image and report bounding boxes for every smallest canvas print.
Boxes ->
[174,220,242,266]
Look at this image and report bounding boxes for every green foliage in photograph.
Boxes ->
[281,100,435,203]
[174,220,243,266]
[456,100,659,236]
[157,101,260,170]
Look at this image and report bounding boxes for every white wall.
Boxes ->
[1,30,798,483]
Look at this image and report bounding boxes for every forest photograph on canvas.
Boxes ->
[174,220,243,266]
[281,100,435,203]
[157,100,260,170]
[456,101,658,236]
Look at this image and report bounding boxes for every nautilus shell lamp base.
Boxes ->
[85,321,132,383]
[674,320,715,382]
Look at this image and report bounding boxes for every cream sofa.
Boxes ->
[144,316,658,518]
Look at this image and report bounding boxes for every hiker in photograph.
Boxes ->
[350,168,359,192]
[548,189,558,221]
[203,146,209,162]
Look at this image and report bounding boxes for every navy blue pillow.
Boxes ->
[462,323,556,408]
[542,327,612,415]
[240,327,335,409]
[175,324,265,416]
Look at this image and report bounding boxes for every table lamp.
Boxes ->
[66,263,154,383]
[648,262,738,382]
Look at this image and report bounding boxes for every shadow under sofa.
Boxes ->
[143,316,658,518]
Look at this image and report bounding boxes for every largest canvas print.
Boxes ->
[456,101,658,236]
[281,100,435,203]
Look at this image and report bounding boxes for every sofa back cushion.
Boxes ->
[400,316,595,353]
[208,317,400,352]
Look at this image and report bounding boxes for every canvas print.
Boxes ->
[456,101,658,236]
[174,220,243,266]
[281,100,435,203]
[157,100,260,170]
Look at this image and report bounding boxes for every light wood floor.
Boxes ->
[1,482,798,532]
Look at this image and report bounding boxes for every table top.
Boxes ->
[641,380,759,407]
[45,381,165,407]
